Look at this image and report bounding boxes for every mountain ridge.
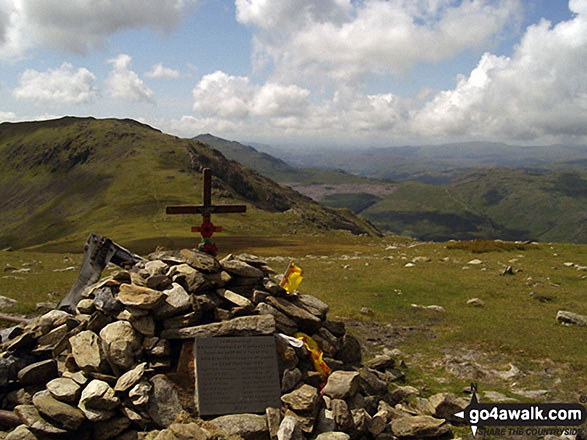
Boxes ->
[0,117,379,250]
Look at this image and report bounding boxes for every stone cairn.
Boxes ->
[0,249,466,440]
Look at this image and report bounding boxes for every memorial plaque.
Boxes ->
[194,336,281,416]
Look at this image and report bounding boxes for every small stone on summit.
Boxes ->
[179,248,220,273]
[118,283,166,309]
[46,377,81,403]
[467,298,485,307]
[556,310,587,326]
[221,259,264,278]
[323,370,360,399]
[114,362,146,392]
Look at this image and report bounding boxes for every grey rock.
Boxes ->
[221,259,264,278]
[160,314,276,339]
[427,393,469,422]
[368,408,389,437]
[167,264,208,293]
[359,367,388,395]
[204,270,232,288]
[93,287,122,314]
[467,298,485,307]
[281,368,303,393]
[322,320,345,337]
[145,260,169,276]
[315,408,336,434]
[114,362,147,392]
[315,433,350,440]
[179,249,220,273]
[262,278,286,296]
[147,374,183,428]
[209,413,268,440]
[37,323,69,347]
[277,414,303,440]
[281,384,320,416]
[556,310,587,326]
[147,274,172,290]
[365,353,396,371]
[76,298,95,314]
[265,296,322,333]
[323,370,360,399]
[483,391,519,402]
[295,295,329,319]
[129,379,152,406]
[255,302,298,334]
[14,404,67,435]
[389,385,419,405]
[152,283,191,320]
[149,338,171,357]
[5,424,37,440]
[352,408,371,436]
[331,399,354,432]
[79,379,120,414]
[130,314,156,336]
[93,416,131,440]
[390,415,449,438]
[336,334,362,364]
[62,370,89,385]
[46,377,81,403]
[266,407,281,440]
[117,284,166,309]
[99,321,142,370]
[0,294,18,310]
[411,304,446,312]
[217,288,253,308]
[169,422,212,440]
[32,389,85,431]
[17,359,57,386]
[38,310,70,333]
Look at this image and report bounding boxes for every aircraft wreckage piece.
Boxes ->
[57,233,146,312]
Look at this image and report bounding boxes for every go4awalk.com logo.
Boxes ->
[454,385,586,437]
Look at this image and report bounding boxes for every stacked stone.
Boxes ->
[0,249,464,440]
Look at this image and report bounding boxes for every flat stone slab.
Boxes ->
[194,336,281,416]
[161,314,276,339]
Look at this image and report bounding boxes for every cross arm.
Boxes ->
[166,205,247,215]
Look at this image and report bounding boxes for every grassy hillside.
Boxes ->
[0,117,379,251]
[360,168,587,243]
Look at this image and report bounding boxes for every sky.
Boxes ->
[0,0,586,148]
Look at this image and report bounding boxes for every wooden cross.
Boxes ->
[166,168,246,256]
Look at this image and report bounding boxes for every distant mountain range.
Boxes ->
[196,134,587,243]
[0,118,378,251]
[250,141,587,185]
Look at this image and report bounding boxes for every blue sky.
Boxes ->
[0,0,586,147]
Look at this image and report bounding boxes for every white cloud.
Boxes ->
[237,0,521,82]
[412,4,587,142]
[0,0,197,57]
[182,0,586,145]
[13,62,98,105]
[0,111,16,121]
[192,71,311,120]
[193,71,254,119]
[145,63,180,79]
[106,54,154,104]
